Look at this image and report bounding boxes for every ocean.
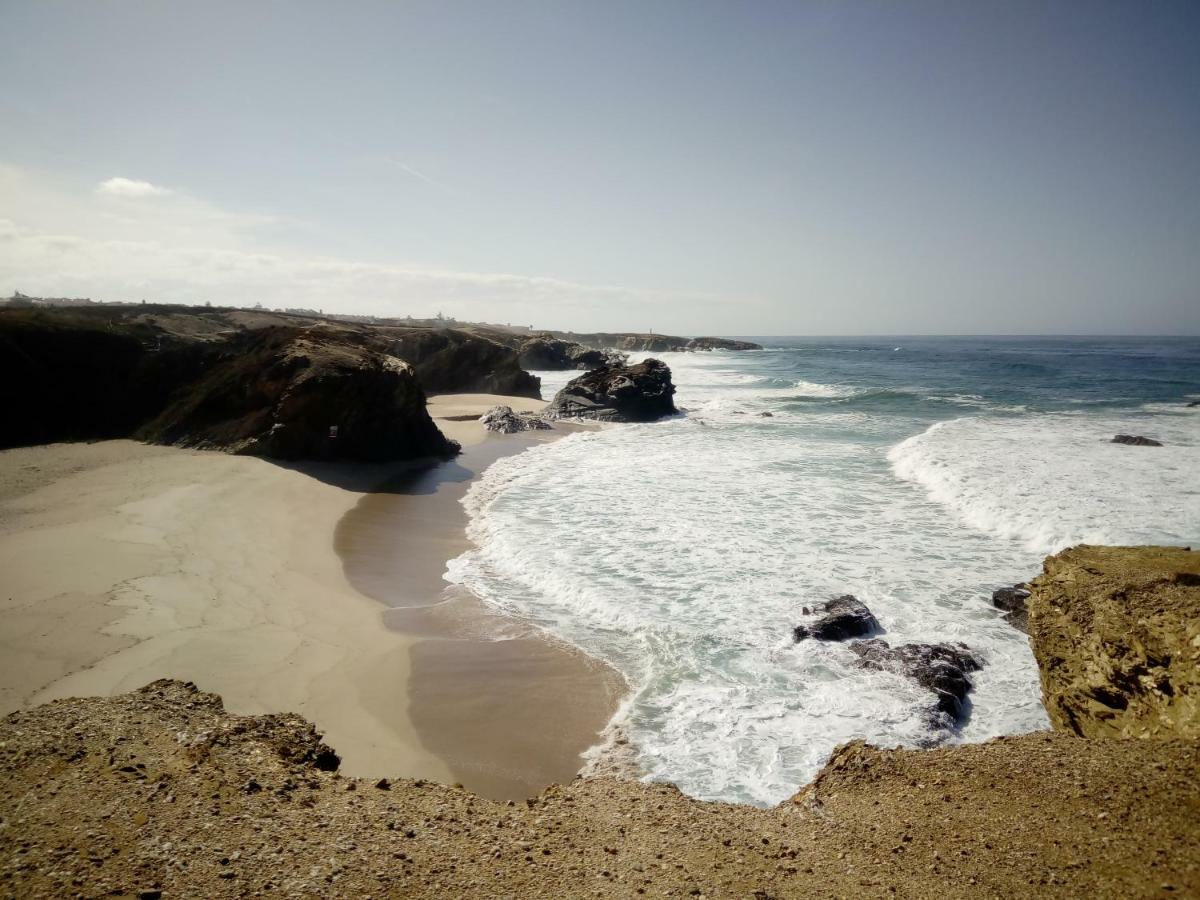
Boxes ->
[445,337,1200,806]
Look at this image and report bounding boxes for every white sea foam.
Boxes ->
[451,347,1199,806]
[889,413,1200,554]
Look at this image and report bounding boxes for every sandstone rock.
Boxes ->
[480,406,552,434]
[849,639,983,724]
[544,359,678,423]
[1111,434,1164,446]
[793,596,879,642]
[1029,544,1200,739]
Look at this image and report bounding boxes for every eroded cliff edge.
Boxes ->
[1028,544,1199,739]
[0,307,538,461]
[1,545,1197,897]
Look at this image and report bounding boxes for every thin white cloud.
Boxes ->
[0,163,718,323]
[387,158,456,194]
[96,176,171,198]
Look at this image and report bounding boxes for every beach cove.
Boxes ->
[0,393,622,800]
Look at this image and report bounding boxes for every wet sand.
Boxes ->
[336,394,626,800]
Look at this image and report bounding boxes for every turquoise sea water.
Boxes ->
[447,337,1200,806]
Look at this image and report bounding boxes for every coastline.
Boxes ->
[0,395,624,800]
[0,438,454,784]
[336,394,627,799]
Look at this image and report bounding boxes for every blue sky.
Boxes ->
[1,1,1198,334]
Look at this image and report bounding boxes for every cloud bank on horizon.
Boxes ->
[1,2,1197,334]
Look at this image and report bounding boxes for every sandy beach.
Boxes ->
[0,393,623,800]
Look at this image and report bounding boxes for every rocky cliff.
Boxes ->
[516,336,619,371]
[544,359,678,422]
[541,331,763,352]
[1028,544,1199,739]
[0,307,534,460]
[379,327,541,398]
[137,326,457,461]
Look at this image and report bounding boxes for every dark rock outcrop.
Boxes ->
[0,308,460,462]
[544,359,678,422]
[382,328,540,398]
[849,639,983,724]
[793,595,879,641]
[480,405,552,434]
[0,309,215,449]
[138,327,458,462]
[517,337,625,371]
[1028,544,1200,739]
[1111,434,1163,446]
[991,584,1031,632]
[686,337,764,351]
[541,331,762,353]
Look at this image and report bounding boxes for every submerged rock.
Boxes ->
[1112,434,1164,446]
[544,359,678,422]
[480,405,552,434]
[792,595,879,641]
[849,639,983,725]
[992,584,1031,633]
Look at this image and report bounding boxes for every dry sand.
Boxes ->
[0,393,622,802]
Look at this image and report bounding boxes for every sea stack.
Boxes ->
[543,358,678,422]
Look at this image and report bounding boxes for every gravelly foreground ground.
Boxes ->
[2,680,1196,899]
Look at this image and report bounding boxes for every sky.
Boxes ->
[1,1,1198,335]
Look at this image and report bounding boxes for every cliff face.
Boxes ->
[0,308,473,462]
[516,337,618,371]
[1028,544,1200,739]
[138,326,457,462]
[379,327,541,398]
[544,359,678,422]
[542,331,763,352]
[0,310,215,449]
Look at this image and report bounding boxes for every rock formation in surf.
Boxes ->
[792,595,879,641]
[1028,544,1199,739]
[1111,434,1164,446]
[991,584,1031,632]
[685,337,763,351]
[533,331,763,353]
[544,358,678,422]
[848,639,983,725]
[480,405,552,434]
